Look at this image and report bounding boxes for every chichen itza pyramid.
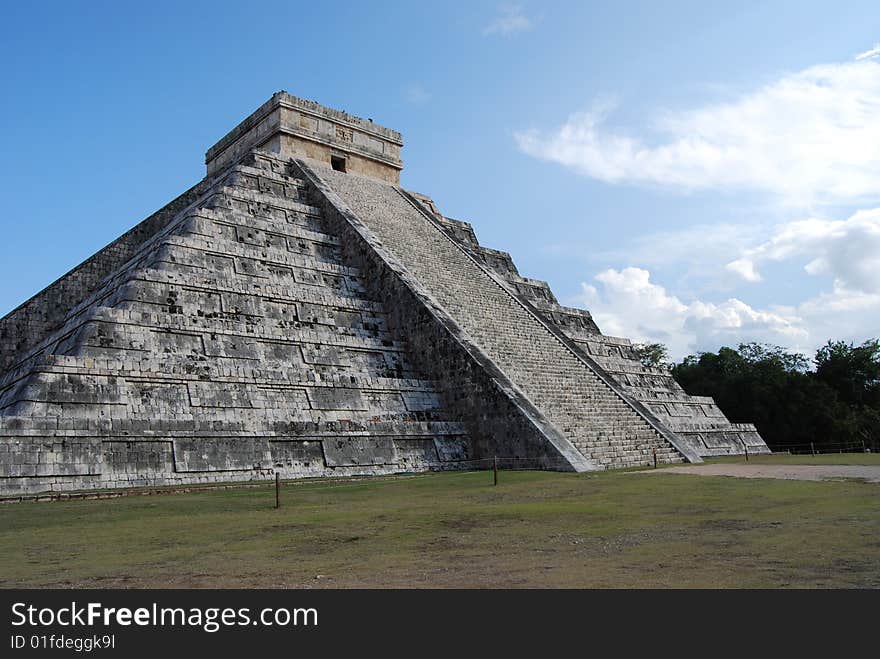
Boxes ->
[0,92,769,494]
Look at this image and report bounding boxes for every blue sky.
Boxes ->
[1,1,879,359]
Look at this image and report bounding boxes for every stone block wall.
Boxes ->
[205,92,403,183]
[0,152,476,494]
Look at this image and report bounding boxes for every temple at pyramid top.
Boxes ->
[205,91,404,182]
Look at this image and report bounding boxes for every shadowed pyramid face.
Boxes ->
[0,95,766,496]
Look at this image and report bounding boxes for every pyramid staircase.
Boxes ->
[301,162,696,470]
[410,198,769,458]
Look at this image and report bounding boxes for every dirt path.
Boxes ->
[639,463,880,483]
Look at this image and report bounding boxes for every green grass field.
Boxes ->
[1,454,878,588]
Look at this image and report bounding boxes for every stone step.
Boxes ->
[318,166,686,469]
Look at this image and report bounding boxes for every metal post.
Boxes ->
[745,445,749,461]
[493,456,498,486]
[275,472,280,509]
[652,447,658,469]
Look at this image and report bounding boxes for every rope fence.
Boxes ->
[7,443,876,506]
[768,439,874,455]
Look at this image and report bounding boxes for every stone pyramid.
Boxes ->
[0,93,768,494]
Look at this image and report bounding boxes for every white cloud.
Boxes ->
[577,267,807,360]
[726,208,880,294]
[725,258,761,282]
[568,204,880,359]
[515,57,880,206]
[795,286,880,355]
[856,43,880,60]
[576,261,880,361]
[526,44,880,356]
[587,220,767,290]
[404,84,431,105]
[483,4,533,38]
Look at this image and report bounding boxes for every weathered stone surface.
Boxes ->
[409,192,769,458]
[307,163,699,470]
[172,438,273,472]
[0,92,767,494]
[205,92,403,183]
[322,437,396,467]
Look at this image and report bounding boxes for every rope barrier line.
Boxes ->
[778,445,860,448]
[7,444,874,505]
[0,457,572,504]
[768,440,872,453]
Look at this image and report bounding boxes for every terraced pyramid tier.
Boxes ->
[0,153,472,494]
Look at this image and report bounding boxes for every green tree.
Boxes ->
[633,342,669,369]
[814,339,880,406]
[672,342,857,450]
[738,342,809,372]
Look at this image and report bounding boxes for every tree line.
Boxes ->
[633,339,880,452]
